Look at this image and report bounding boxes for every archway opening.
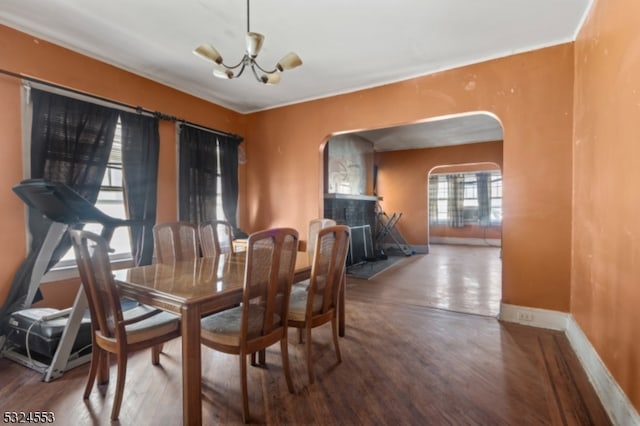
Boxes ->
[322,111,504,317]
[426,162,502,316]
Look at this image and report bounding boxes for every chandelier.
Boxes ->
[193,0,302,85]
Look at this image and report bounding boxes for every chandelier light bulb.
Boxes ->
[246,32,265,58]
[193,44,223,64]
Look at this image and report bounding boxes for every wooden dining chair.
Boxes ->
[306,218,337,255]
[199,220,235,257]
[288,225,350,384]
[69,230,181,421]
[291,218,338,343]
[153,221,199,263]
[200,228,299,423]
[293,218,337,296]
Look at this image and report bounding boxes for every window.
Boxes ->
[20,83,166,286]
[21,84,136,272]
[214,144,224,220]
[463,174,479,222]
[58,119,131,264]
[178,125,227,224]
[433,175,449,224]
[429,170,502,226]
[490,174,502,223]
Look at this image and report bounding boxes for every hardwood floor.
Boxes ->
[350,244,502,317]
[0,245,610,425]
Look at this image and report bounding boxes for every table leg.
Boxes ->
[181,304,202,426]
[339,272,346,337]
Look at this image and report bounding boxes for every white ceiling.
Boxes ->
[0,0,591,149]
[352,112,503,152]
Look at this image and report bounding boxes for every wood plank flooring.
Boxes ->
[0,245,610,425]
[349,244,502,317]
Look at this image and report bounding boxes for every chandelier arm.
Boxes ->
[251,59,278,75]
[249,62,266,83]
[235,61,248,78]
[221,55,250,71]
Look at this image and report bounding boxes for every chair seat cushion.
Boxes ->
[288,290,324,322]
[292,279,310,291]
[201,305,277,347]
[123,307,180,345]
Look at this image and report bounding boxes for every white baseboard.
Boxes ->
[499,303,568,330]
[409,244,429,254]
[500,303,640,425]
[430,237,501,247]
[565,316,640,426]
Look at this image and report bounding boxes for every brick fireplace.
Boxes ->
[323,193,377,231]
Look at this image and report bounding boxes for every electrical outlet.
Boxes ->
[517,312,534,322]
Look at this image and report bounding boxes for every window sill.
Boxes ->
[41,255,135,283]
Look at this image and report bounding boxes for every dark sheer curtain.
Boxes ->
[120,112,160,266]
[1,89,118,332]
[178,125,219,223]
[219,135,243,236]
[447,174,465,228]
[476,172,491,226]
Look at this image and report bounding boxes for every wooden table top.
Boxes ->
[113,252,313,308]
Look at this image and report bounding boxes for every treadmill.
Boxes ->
[2,179,138,381]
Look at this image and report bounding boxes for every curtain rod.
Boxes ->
[0,68,242,141]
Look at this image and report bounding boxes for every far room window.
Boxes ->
[490,173,502,224]
[429,170,502,226]
[434,175,449,224]
[463,174,479,222]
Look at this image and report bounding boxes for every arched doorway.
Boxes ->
[325,111,504,317]
[426,162,502,316]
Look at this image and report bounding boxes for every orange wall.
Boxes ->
[247,46,574,313]
[0,25,246,305]
[376,142,503,244]
[573,0,640,410]
[0,74,24,306]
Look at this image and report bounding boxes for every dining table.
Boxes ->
[113,250,345,426]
